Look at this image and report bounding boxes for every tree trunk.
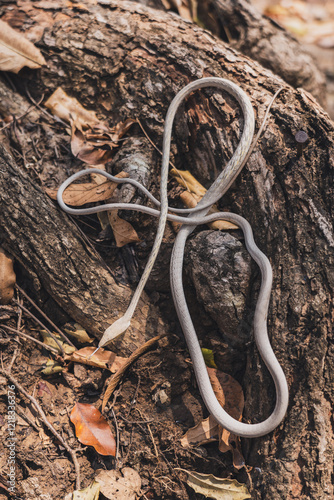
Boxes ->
[0,1,333,498]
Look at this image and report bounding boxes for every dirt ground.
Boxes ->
[0,303,249,500]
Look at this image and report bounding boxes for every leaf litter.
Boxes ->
[70,402,116,456]
[0,19,46,73]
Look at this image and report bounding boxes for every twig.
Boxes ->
[7,294,23,373]
[111,408,120,470]
[0,368,81,490]
[147,422,159,460]
[0,94,44,132]
[15,285,75,347]
[244,86,285,165]
[13,300,65,354]
[102,333,167,411]
[1,325,59,355]
[126,375,141,418]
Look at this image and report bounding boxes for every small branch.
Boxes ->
[102,333,168,411]
[1,324,59,355]
[13,300,65,354]
[0,368,81,490]
[16,285,75,347]
[111,408,120,470]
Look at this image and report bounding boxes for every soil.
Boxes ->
[0,306,249,500]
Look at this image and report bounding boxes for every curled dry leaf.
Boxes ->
[95,467,141,500]
[45,87,99,129]
[65,346,127,372]
[180,415,219,448]
[70,402,116,456]
[46,172,129,206]
[0,19,46,73]
[108,210,140,247]
[71,118,135,166]
[183,470,251,500]
[0,248,16,305]
[39,330,76,355]
[45,88,135,165]
[63,323,93,344]
[171,169,238,230]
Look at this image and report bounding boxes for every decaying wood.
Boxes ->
[0,144,164,356]
[0,1,333,498]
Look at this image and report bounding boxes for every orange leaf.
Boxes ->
[70,402,116,456]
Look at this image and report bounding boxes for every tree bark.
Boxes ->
[0,1,333,498]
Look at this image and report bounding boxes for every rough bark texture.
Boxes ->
[0,144,164,356]
[0,1,333,499]
[130,0,326,105]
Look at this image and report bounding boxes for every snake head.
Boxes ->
[98,316,131,348]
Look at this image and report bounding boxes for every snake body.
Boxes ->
[57,78,289,437]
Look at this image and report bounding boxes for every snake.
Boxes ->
[57,77,289,438]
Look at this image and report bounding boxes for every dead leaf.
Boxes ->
[63,323,93,343]
[181,368,245,468]
[71,127,114,165]
[95,468,141,500]
[65,347,127,372]
[108,210,140,247]
[70,402,116,456]
[207,368,244,453]
[0,248,16,305]
[70,119,135,166]
[171,169,238,230]
[0,19,46,73]
[64,480,100,500]
[181,415,219,448]
[39,330,76,354]
[183,470,251,500]
[46,172,129,206]
[41,359,63,375]
[45,87,99,129]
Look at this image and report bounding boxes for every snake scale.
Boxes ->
[58,78,289,437]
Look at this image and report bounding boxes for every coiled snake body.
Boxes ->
[58,78,289,438]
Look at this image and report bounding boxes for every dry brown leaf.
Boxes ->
[0,248,16,305]
[0,19,46,73]
[45,88,135,165]
[70,402,116,456]
[71,118,135,165]
[95,468,141,500]
[207,368,245,467]
[108,210,140,247]
[46,171,129,205]
[171,168,238,230]
[170,168,207,196]
[179,191,238,230]
[71,127,114,165]
[181,368,245,468]
[45,87,100,129]
[184,470,251,500]
[180,415,219,448]
[65,347,127,372]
